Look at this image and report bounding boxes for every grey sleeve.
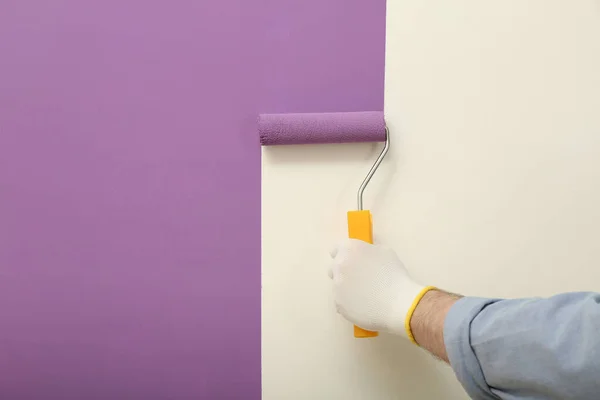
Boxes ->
[444,293,600,400]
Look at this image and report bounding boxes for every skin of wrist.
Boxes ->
[409,289,462,363]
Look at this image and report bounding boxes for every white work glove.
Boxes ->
[328,239,430,338]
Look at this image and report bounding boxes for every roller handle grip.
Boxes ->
[347,210,379,338]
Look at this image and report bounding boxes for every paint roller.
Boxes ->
[258,111,389,339]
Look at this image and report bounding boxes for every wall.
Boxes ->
[0,0,386,398]
[259,0,386,396]
[263,1,600,399]
[0,1,262,398]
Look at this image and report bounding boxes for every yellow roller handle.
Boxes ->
[347,210,379,338]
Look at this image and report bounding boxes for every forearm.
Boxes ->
[329,240,600,398]
[444,292,600,399]
[409,289,461,362]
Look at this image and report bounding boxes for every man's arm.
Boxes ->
[409,288,600,399]
[443,292,600,399]
[329,239,600,400]
[410,289,461,363]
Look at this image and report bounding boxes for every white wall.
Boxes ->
[263,1,600,398]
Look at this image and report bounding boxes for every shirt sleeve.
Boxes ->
[444,292,600,400]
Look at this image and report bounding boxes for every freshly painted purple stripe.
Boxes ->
[0,0,385,398]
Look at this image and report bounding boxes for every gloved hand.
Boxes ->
[328,239,433,339]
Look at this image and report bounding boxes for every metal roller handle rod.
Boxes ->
[357,126,390,210]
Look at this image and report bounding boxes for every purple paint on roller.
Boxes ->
[258,111,386,145]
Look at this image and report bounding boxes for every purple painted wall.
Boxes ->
[0,1,385,398]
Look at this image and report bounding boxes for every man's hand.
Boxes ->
[328,239,427,337]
